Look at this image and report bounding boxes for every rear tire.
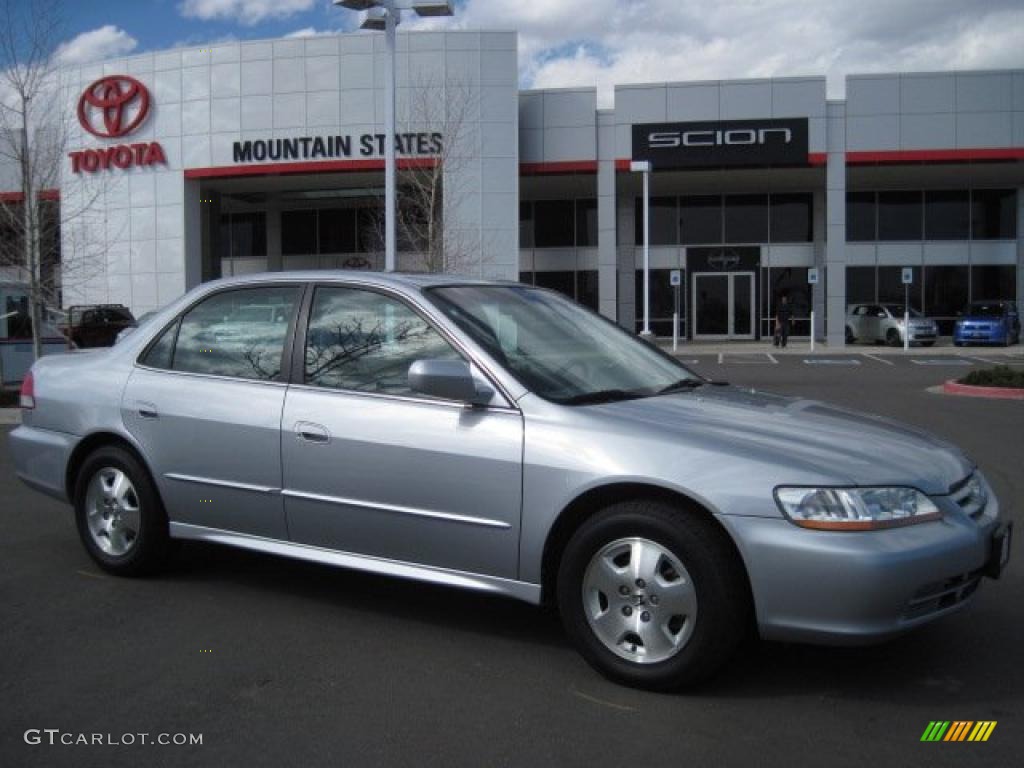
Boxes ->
[886,329,901,347]
[845,326,855,344]
[556,499,750,690]
[74,446,170,577]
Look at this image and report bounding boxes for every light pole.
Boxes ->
[335,1,454,272]
[631,160,652,337]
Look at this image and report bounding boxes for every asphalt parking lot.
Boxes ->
[1,355,1021,767]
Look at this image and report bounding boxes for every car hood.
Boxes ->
[959,316,1004,324]
[586,386,971,495]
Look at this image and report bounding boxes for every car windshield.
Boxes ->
[884,305,922,317]
[965,303,1003,317]
[427,284,701,404]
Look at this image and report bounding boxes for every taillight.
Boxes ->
[20,370,35,409]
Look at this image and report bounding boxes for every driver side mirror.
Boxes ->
[876,311,887,318]
[409,359,493,406]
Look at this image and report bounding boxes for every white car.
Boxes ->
[846,304,938,346]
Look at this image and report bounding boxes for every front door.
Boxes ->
[281,284,523,580]
[692,272,755,339]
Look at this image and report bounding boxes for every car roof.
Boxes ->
[200,270,512,291]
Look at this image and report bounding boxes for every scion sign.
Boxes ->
[633,118,809,169]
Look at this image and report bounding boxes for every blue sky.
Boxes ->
[51,1,1024,103]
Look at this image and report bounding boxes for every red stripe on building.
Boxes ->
[0,188,60,203]
[846,147,1024,164]
[183,157,437,179]
[519,161,599,175]
[614,155,828,169]
[808,152,828,166]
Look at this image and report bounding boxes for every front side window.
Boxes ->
[428,285,698,404]
[304,286,461,396]
[170,286,300,381]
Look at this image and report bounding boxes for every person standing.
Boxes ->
[774,294,792,348]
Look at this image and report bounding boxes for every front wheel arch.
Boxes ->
[540,483,754,611]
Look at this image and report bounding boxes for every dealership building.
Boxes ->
[1,29,1022,345]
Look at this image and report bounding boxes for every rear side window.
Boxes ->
[304,286,461,396]
[143,286,301,381]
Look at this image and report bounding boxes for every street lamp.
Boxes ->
[631,160,652,337]
[334,1,455,272]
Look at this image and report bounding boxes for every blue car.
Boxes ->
[954,301,1021,347]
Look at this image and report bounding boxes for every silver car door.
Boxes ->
[281,284,523,579]
[122,284,304,540]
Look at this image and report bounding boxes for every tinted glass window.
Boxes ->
[534,200,575,248]
[535,271,576,301]
[282,210,317,255]
[318,209,356,253]
[877,191,922,240]
[724,194,769,244]
[519,201,534,248]
[924,191,969,240]
[846,192,876,241]
[679,196,722,245]
[141,320,179,369]
[770,193,812,242]
[304,287,460,396]
[635,197,678,246]
[970,189,1016,239]
[576,270,599,311]
[878,266,921,308]
[518,271,535,285]
[356,207,382,253]
[846,266,876,306]
[575,199,598,247]
[970,265,1017,302]
[924,265,968,333]
[172,287,300,380]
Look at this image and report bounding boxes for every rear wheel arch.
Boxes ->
[540,482,753,609]
[65,431,159,504]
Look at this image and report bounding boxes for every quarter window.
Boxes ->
[304,287,461,397]
[170,286,301,381]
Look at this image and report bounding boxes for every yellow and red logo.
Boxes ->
[921,721,997,742]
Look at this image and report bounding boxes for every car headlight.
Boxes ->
[774,487,942,530]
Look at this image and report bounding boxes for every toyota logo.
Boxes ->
[77,75,151,139]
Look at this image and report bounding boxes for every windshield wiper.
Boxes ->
[561,389,646,406]
[656,378,706,395]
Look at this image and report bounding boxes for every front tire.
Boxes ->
[556,500,750,690]
[74,446,170,576]
[845,326,856,344]
[886,328,901,347]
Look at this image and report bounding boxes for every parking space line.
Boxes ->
[766,353,778,364]
[803,358,861,366]
[861,353,894,366]
[718,353,723,365]
[911,359,973,366]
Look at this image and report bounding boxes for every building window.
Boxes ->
[877,191,923,241]
[575,199,598,247]
[924,191,970,240]
[763,267,812,337]
[534,200,575,248]
[281,210,317,256]
[535,270,575,300]
[970,265,1017,302]
[845,266,876,307]
[576,270,599,310]
[846,192,876,241]
[634,196,678,246]
[634,269,678,336]
[219,212,268,259]
[518,271,535,285]
[519,201,534,248]
[970,189,1016,239]
[679,195,722,245]
[318,209,357,254]
[924,265,968,334]
[877,265,922,309]
[724,194,769,244]
[769,193,812,243]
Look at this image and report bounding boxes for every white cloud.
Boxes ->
[54,25,138,66]
[418,0,1024,104]
[179,0,317,26]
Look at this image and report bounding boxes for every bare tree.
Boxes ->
[361,74,491,276]
[0,0,106,359]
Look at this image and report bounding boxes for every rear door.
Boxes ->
[122,283,304,539]
[280,284,523,579]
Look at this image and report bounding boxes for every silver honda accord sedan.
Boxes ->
[9,272,1012,689]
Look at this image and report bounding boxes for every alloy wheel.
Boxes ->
[84,468,142,556]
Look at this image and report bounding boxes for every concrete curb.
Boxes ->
[0,408,21,425]
[942,380,1024,400]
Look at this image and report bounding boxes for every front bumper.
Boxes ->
[718,489,1003,645]
[955,324,1007,344]
[8,424,76,502]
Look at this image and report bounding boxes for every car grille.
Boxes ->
[949,473,987,520]
[903,570,983,620]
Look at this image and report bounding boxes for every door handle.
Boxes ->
[138,401,159,419]
[295,421,330,444]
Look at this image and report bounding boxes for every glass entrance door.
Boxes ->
[692,272,756,339]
